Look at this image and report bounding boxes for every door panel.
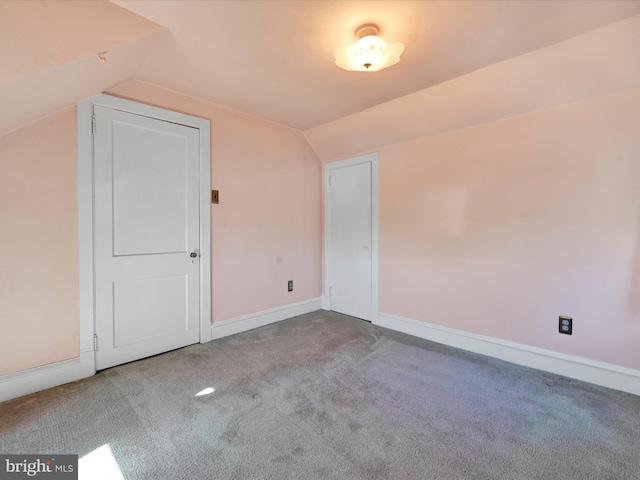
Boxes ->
[112,121,189,256]
[329,162,372,320]
[113,275,188,347]
[94,105,200,370]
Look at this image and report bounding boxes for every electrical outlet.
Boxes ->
[288,280,293,292]
[559,316,572,335]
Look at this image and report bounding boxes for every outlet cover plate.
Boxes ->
[559,316,572,335]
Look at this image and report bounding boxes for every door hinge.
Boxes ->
[329,176,332,186]
[329,287,333,296]
[91,114,96,135]
[93,334,98,351]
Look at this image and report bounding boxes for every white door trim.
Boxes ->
[77,94,211,376]
[324,153,379,322]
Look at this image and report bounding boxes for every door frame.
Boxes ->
[323,153,379,322]
[77,93,211,376]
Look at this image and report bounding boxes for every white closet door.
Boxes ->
[94,105,200,370]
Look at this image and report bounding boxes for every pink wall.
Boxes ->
[0,82,321,377]
[0,107,79,375]
[379,87,640,370]
[108,81,322,323]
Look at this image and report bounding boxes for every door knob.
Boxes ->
[190,252,198,258]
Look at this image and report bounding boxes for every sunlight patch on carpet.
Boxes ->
[195,387,215,397]
[79,444,124,480]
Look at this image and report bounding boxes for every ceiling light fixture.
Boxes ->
[334,24,404,72]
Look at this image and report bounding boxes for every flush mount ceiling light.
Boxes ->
[334,24,404,72]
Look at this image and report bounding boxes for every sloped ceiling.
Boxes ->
[113,0,640,130]
[0,0,165,136]
[2,1,640,137]
[305,15,640,161]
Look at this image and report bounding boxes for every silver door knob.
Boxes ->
[190,252,198,258]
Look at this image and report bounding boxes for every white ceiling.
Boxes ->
[1,1,639,137]
[113,0,640,130]
[0,1,164,136]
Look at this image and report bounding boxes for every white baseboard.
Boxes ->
[0,351,95,403]
[375,311,640,397]
[7,308,635,402]
[211,297,322,340]
[1,298,324,403]
[79,349,96,379]
[321,295,331,310]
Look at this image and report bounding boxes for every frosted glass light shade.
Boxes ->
[334,34,404,72]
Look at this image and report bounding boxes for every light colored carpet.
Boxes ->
[1,310,639,479]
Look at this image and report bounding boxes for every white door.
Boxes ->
[94,105,200,370]
[328,161,373,320]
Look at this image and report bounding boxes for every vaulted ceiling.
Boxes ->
[2,0,640,136]
[0,1,164,135]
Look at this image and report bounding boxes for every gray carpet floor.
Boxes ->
[1,310,639,479]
